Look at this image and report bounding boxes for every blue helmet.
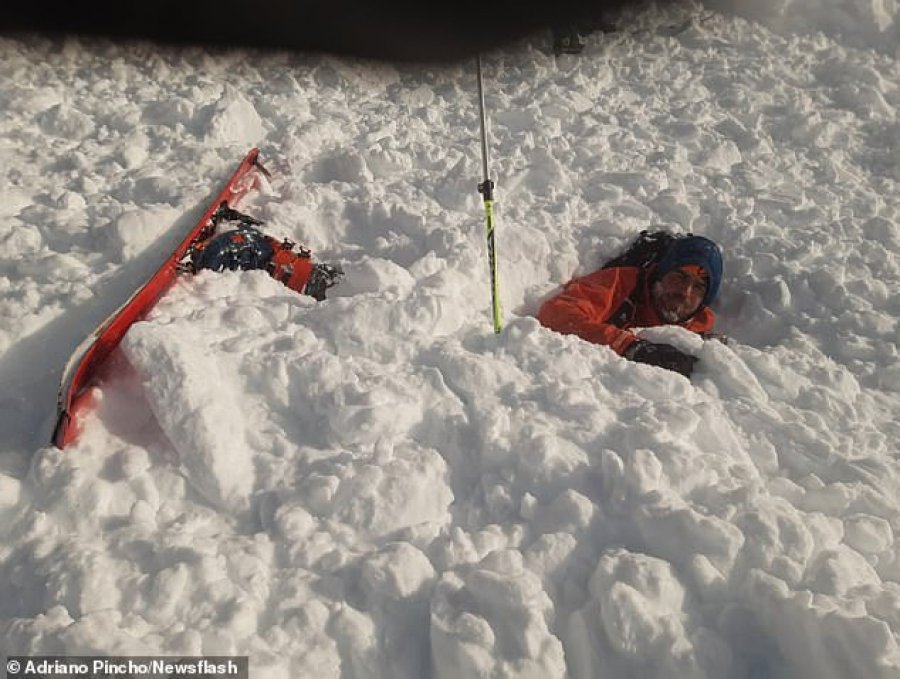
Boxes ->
[654,235,723,307]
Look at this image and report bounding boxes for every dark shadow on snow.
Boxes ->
[0,189,225,455]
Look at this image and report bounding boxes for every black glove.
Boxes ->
[701,332,729,345]
[624,340,698,378]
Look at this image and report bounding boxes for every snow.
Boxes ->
[1,0,899,677]
[706,0,900,54]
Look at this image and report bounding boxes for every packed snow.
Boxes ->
[1,0,899,677]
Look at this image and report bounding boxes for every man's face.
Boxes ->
[651,266,708,323]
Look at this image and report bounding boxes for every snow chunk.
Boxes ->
[142,98,195,127]
[361,542,436,601]
[744,569,900,679]
[517,434,590,498]
[121,322,254,513]
[37,103,95,138]
[431,549,567,679]
[695,140,742,172]
[335,256,416,297]
[566,548,729,678]
[132,175,183,205]
[331,605,385,679]
[307,443,453,541]
[55,190,86,211]
[592,550,690,657]
[358,542,437,677]
[0,473,21,510]
[310,150,374,184]
[0,223,43,257]
[108,206,180,262]
[116,131,150,170]
[805,545,881,597]
[203,86,266,146]
[0,188,35,218]
[843,514,894,555]
[287,354,427,448]
[107,447,151,481]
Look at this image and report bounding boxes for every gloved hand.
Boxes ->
[624,340,698,377]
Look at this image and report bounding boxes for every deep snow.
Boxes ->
[0,1,898,677]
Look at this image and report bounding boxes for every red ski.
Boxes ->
[53,148,270,449]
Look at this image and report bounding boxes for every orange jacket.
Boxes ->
[537,266,715,355]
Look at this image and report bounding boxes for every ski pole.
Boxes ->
[476,54,503,334]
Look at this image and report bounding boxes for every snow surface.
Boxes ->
[1,1,899,677]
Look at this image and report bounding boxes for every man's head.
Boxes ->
[651,236,723,323]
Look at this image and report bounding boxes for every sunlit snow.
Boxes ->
[0,1,898,677]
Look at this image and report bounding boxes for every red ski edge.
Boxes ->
[53,148,269,449]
